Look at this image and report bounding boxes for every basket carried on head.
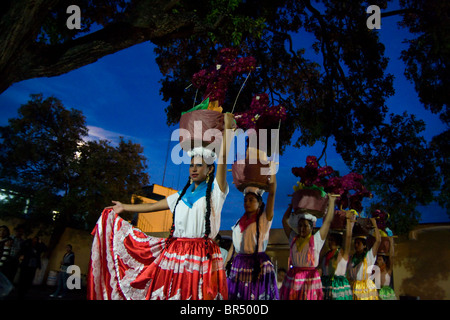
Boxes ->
[291,188,329,218]
[179,109,224,152]
[330,210,347,230]
[232,161,271,192]
[353,217,374,237]
[378,237,391,254]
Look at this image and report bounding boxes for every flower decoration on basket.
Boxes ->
[290,155,372,217]
[371,209,393,237]
[326,172,372,213]
[290,156,335,217]
[234,93,287,130]
[179,48,256,152]
[191,47,257,108]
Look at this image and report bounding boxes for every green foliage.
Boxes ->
[155,0,448,233]
[399,0,450,125]
[345,112,441,232]
[0,94,149,230]
[1,0,447,234]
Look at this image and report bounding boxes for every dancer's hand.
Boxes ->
[327,193,340,204]
[346,210,357,223]
[107,201,125,214]
[224,112,236,130]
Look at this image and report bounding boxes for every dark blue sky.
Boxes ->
[0,7,447,230]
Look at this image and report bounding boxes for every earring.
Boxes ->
[189,177,193,184]
[206,174,210,183]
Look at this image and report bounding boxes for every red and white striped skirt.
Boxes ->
[87,209,227,300]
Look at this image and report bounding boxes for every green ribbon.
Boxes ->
[303,185,327,198]
[181,98,210,115]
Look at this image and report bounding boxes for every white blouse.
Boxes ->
[166,178,228,239]
[347,248,376,281]
[289,231,325,268]
[321,252,349,277]
[231,211,272,254]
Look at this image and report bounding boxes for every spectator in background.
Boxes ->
[50,244,75,298]
[17,236,46,299]
[276,268,286,290]
[8,225,25,283]
[0,226,13,281]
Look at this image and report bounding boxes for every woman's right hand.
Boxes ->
[107,200,125,214]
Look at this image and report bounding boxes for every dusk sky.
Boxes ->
[0,5,448,231]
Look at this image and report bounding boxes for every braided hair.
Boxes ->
[203,165,215,259]
[252,197,265,283]
[166,160,215,259]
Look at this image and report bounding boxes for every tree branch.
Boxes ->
[0,1,202,93]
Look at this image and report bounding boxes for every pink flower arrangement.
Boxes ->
[190,48,286,131]
[371,209,389,231]
[234,93,287,130]
[191,48,257,106]
[292,155,372,212]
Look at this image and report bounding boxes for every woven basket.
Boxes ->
[291,189,328,218]
[179,110,224,152]
[231,160,271,192]
[330,210,347,230]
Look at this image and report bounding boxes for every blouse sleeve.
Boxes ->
[211,178,229,217]
[366,248,376,266]
[166,191,181,213]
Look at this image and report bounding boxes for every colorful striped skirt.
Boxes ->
[227,252,279,300]
[87,209,227,300]
[322,275,353,300]
[279,267,323,300]
[379,286,397,300]
[350,279,379,300]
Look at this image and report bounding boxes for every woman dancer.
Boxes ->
[376,237,396,300]
[227,173,278,300]
[320,210,355,300]
[87,113,235,300]
[347,218,381,300]
[279,194,339,300]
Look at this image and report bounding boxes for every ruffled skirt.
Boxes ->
[350,279,379,300]
[87,209,227,300]
[322,275,353,300]
[227,252,279,300]
[379,286,397,300]
[279,267,323,300]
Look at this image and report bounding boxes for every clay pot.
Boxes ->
[179,110,224,151]
[330,210,347,230]
[353,217,373,237]
[291,189,328,218]
[231,160,271,192]
[378,237,391,254]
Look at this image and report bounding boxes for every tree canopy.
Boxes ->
[0,0,448,233]
[0,94,149,234]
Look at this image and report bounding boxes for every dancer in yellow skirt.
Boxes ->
[346,218,381,300]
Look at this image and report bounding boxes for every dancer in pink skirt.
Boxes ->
[279,194,339,300]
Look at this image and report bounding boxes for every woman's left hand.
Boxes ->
[224,112,236,130]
